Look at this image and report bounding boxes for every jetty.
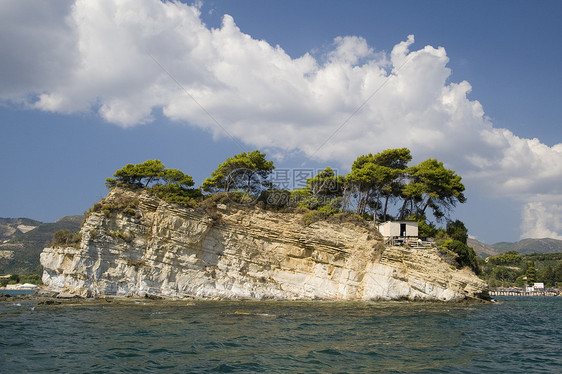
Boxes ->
[490,288,560,297]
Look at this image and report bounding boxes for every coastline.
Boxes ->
[1,288,492,306]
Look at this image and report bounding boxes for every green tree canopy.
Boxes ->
[106,159,195,190]
[401,159,466,220]
[372,148,412,220]
[540,265,556,287]
[553,263,562,287]
[491,266,519,284]
[446,220,468,244]
[346,148,412,218]
[445,240,480,274]
[487,251,522,266]
[161,168,195,190]
[525,264,538,284]
[105,160,198,205]
[415,214,437,239]
[289,167,345,210]
[306,167,344,199]
[372,148,412,170]
[202,150,275,194]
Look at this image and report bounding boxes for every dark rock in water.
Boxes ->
[56,292,84,299]
[38,300,62,305]
[0,291,11,299]
[36,289,59,298]
[145,294,163,300]
[475,291,492,301]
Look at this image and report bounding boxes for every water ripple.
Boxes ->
[1,298,561,373]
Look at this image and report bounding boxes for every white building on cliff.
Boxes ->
[378,220,418,239]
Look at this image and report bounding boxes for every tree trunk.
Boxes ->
[399,198,409,219]
[383,194,390,221]
[341,186,351,212]
[355,190,365,215]
[371,191,379,219]
[421,197,432,214]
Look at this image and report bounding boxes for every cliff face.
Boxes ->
[41,188,488,301]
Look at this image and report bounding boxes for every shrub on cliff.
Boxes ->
[86,194,140,218]
[50,230,82,248]
[445,240,480,275]
[151,183,202,206]
[446,220,468,244]
[255,188,291,209]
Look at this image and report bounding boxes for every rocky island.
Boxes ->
[40,187,488,301]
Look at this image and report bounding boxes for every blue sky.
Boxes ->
[1,0,561,244]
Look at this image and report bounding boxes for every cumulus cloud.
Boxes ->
[1,0,561,238]
[521,200,562,240]
[0,0,77,102]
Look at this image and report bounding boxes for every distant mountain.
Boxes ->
[491,238,562,255]
[467,238,500,258]
[0,216,83,275]
[491,242,517,252]
[0,217,43,241]
[463,237,562,258]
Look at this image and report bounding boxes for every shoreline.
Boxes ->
[1,289,491,305]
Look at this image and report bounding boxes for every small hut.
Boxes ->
[378,220,418,239]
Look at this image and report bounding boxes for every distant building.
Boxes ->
[378,221,418,238]
[5,283,38,290]
[525,283,545,292]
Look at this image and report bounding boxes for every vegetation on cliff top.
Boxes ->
[105,159,202,206]
[202,150,275,194]
[49,229,82,248]
[101,148,466,225]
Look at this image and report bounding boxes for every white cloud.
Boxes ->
[329,36,374,64]
[1,0,561,239]
[521,200,562,240]
[0,0,77,102]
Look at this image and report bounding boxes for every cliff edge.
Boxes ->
[40,188,488,301]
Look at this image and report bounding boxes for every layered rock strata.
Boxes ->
[41,188,488,301]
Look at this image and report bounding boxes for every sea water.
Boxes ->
[0,289,36,296]
[0,297,560,373]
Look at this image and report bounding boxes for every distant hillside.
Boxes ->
[453,237,562,258]
[492,238,562,255]
[467,238,500,258]
[0,216,83,275]
[0,218,43,241]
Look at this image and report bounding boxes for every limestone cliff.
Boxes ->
[40,188,489,301]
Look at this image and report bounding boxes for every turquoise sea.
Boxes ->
[1,297,560,373]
